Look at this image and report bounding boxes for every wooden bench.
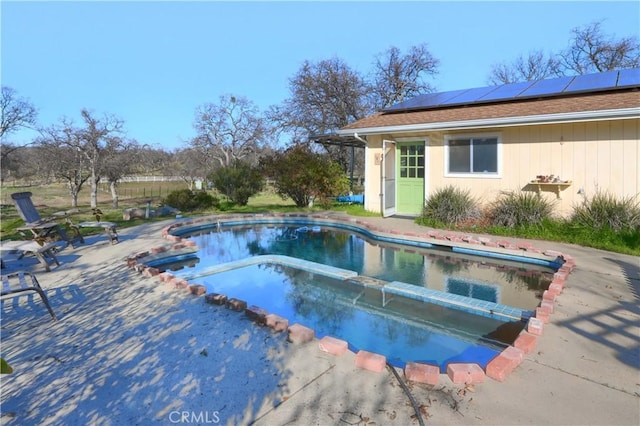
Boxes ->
[0,240,60,272]
[1,271,57,320]
[77,221,119,244]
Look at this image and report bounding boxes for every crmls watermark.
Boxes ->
[169,411,221,424]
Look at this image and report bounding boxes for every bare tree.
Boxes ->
[76,109,125,208]
[0,86,37,140]
[36,141,89,208]
[488,50,561,84]
[191,95,269,169]
[270,57,371,139]
[1,87,39,179]
[39,109,125,208]
[0,142,19,182]
[101,139,140,208]
[370,44,440,109]
[268,57,372,176]
[560,20,640,74]
[136,145,173,175]
[487,21,640,84]
[172,148,209,190]
[1,143,45,184]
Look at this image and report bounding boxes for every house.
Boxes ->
[329,69,640,217]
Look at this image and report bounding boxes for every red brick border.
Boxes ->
[125,212,576,384]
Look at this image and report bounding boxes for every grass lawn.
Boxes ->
[0,183,377,241]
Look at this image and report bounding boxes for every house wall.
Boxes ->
[363,118,640,217]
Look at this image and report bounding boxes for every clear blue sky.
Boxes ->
[2,1,639,149]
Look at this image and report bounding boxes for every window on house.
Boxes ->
[399,144,425,178]
[446,136,499,175]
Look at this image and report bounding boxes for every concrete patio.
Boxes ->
[1,215,638,425]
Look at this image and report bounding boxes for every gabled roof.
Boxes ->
[340,69,640,136]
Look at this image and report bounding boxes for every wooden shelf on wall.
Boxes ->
[528,181,572,199]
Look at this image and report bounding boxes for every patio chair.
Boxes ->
[0,240,60,272]
[10,192,84,247]
[1,271,57,320]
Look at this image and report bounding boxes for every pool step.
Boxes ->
[182,254,533,323]
[345,276,531,323]
[385,281,532,323]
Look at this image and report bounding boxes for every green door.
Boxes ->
[397,143,425,215]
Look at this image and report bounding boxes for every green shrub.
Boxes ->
[261,145,349,208]
[421,186,481,226]
[193,190,219,209]
[209,161,263,206]
[489,191,555,227]
[163,189,219,211]
[571,191,640,232]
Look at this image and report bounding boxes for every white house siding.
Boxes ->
[363,118,640,217]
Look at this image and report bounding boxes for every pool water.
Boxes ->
[197,263,507,370]
[159,223,557,369]
[181,225,554,312]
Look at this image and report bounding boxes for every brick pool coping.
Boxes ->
[124,213,576,385]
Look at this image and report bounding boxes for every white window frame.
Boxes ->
[444,133,502,178]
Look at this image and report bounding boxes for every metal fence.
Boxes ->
[119,176,188,183]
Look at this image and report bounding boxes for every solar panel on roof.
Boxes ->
[385,93,438,111]
[383,68,640,112]
[618,68,640,87]
[478,80,535,102]
[564,70,619,92]
[519,76,574,97]
[431,89,469,105]
[386,89,468,111]
[443,86,499,105]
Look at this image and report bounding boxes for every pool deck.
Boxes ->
[1,213,638,425]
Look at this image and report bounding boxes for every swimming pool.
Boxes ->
[172,223,555,312]
[159,217,560,369]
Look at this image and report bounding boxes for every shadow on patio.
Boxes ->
[556,257,640,370]
[0,262,295,425]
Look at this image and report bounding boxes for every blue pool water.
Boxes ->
[164,223,556,369]
[179,225,554,311]
[196,263,504,370]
